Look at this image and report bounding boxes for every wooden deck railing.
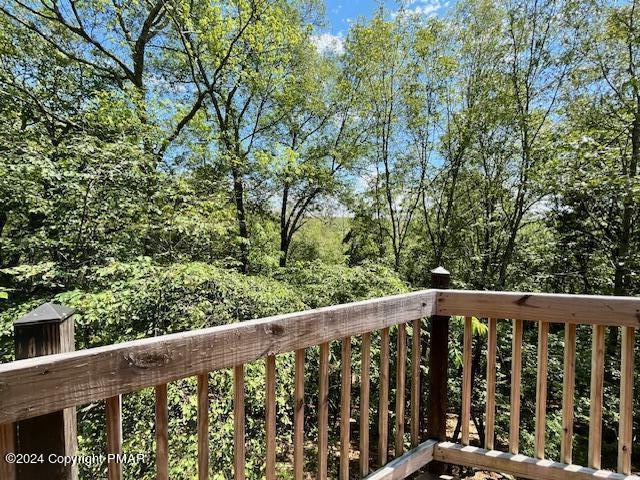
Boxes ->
[0,277,639,479]
[434,290,639,480]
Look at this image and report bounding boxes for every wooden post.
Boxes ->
[428,267,450,474]
[13,302,78,480]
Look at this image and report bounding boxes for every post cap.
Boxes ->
[15,302,75,326]
[430,266,450,275]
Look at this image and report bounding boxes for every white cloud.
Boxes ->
[410,2,442,16]
[394,0,445,19]
[311,33,345,56]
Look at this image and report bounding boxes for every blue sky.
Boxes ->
[324,0,452,32]
[313,0,453,53]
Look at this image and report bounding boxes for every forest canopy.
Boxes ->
[0,0,637,293]
[0,0,638,477]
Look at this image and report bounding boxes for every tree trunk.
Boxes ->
[279,235,290,268]
[0,211,6,267]
[232,166,249,274]
[614,112,639,295]
[279,185,290,268]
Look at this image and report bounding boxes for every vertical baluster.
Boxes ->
[618,326,635,474]
[340,338,351,479]
[461,316,472,446]
[360,332,371,477]
[485,318,497,450]
[379,327,390,466]
[588,324,605,470]
[509,319,523,454]
[234,364,245,480]
[0,423,15,480]
[106,395,123,480]
[294,350,305,480]
[395,324,406,456]
[197,374,209,480]
[318,342,329,479]
[535,321,549,459]
[266,356,276,480]
[561,323,576,464]
[410,318,421,448]
[155,384,168,480]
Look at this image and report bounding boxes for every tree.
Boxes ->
[261,41,366,267]
[496,0,576,287]
[0,0,211,155]
[347,11,430,271]
[584,0,639,296]
[168,0,311,272]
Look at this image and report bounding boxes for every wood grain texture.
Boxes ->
[535,321,549,459]
[0,290,437,425]
[340,338,351,479]
[379,327,390,466]
[3,290,638,429]
[364,439,436,480]
[434,442,639,480]
[318,342,329,479]
[197,374,208,480]
[560,323,576,464]
[485,318,497,450]
[155,384,168,480]
[266,356,276,480]
[588,325,605,470]
[360,332,371,477]
[461,316,472,446]
[106,395,122,480]
[234,364,245,480]
[427,313,449,444]
[617,327,634,475]
[436,290,640,326]
[509,319,523,455]
[14,316,77,480]
[294,350,305,480]
[561,323,576,465]
[410,318,420,448]
[395,324,406,457]
[0,423,15,480]
[427,258,450,476]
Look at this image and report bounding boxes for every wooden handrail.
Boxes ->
[0,289,436,425]
[436,290,640,326]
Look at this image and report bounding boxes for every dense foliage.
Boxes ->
[0,0,638,476]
